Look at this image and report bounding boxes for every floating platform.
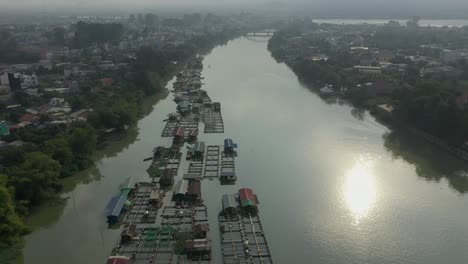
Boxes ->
[219,190,273,264]
[219,214,273,264]
[203,109,224,133]
[146,147,182,178]
[204,145,221,178]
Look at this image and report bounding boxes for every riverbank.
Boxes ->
[267,23,468,164]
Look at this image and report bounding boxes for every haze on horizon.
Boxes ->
[2,0,468,18]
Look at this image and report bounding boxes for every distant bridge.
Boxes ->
[245,30,277,37]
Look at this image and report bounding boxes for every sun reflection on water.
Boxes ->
[343,157,376,223]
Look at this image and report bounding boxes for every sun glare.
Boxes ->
[343,157,376,222]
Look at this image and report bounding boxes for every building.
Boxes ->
[159,169,175,186]
[213,102,221,112]
[353,66,382,75]
[177,100,191,114]
[173,179,189,201]
[106,194,128,224]
[220,169,236,182]
[223,138,238,154]
[0,73,9,86]
[49,98,66,107]
[120,223,137,243]
[376,50,395,63]
[188,128,198,142]
[0,121,9,136]
[0,85,10,101]
[18,73,39,88]
[371,80,395,95]
[319,85,335,95]
[149,190,161,206]
[106,256,131,264]
[185,239,211,255]
[173,127,185,143]
[191,141,205,159]
[183,173,202,181]
[238,188,259,213]
[222,194,238,216]
[193,224,209,239]
[376,104,394,117]
[442,49,464,63]
[187,180,201,202]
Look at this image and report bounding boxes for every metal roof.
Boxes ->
[220,171,235,177]
[222,194,238,210]
[107,193,127,217]
[239,188,257,207]
[192,141,205,153]
[174,180,189,195]
[174,127,185,137]
[224,138,238,149]
[106,256,131,264]
[188,181,201,196]
[183,173,202,180]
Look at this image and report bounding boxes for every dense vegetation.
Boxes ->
[73,22,124,48]
[0,30,40,64]
[0,123,95,246]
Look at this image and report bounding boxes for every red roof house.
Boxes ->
[20,113,39,123]
[238,188,259,209]
[100,78,114,86]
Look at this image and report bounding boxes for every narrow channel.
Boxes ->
[22,37,468,264]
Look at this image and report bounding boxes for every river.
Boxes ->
[313,19,468,27]
[20,37,468,264]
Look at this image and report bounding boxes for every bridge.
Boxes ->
[245,30,277,37]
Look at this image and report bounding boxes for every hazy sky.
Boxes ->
[2,0,468,18]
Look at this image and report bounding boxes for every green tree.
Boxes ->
[8,152,62,207]
[0,174,29,246]
[69,127,96,159]
[44,136,74,177]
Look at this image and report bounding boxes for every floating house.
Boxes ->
[223,138,238,155]
[106,194,128,224]
[187,180,202,202]
[120,223,137,243]
[173,180,189,201]
[238,188,259,213]
[191,141,205,159]
[183,173,202,181]
[177,100,191,114]
[173,127,185,143]
[188,128,198,141]
[159,169,175,186]
[193,224,209,239]
[220,169,236,182]
[106,256,131,264]
[222,194,238,216]
[213,102,221,112]
[149,190,161,206]
[185,239,211,254]
[120,177,134,193]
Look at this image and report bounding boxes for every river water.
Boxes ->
[313,19,468,27]
[21,37,468,264]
